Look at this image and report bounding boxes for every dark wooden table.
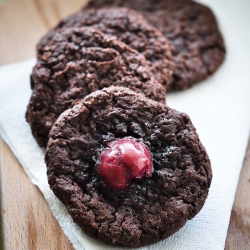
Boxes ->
[0,0,249,249]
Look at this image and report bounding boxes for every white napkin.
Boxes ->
[0,0,250,249]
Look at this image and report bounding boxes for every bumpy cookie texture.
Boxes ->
[38,7,174,88]
[45,86,212,247]
[87,0,226,91]
[26,27,165,147]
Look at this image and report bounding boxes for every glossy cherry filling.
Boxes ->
[99,138,153,191]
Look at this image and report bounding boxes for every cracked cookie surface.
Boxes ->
[45,86,212,247]
[26,27,165,147]
[38,7,174,88]
[87,0,226,91]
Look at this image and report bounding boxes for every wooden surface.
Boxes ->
[225,138,250,250]
[0,0,249,249]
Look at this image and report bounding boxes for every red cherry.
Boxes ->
[99,138,153,191]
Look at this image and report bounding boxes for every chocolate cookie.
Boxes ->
[86,0,226,91]
[45,86,212,247]
[38,8,174,88]
[26,27,166,147]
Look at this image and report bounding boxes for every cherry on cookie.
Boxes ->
[99,138,153,191]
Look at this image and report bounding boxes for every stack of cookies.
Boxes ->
[26,0,224,248]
